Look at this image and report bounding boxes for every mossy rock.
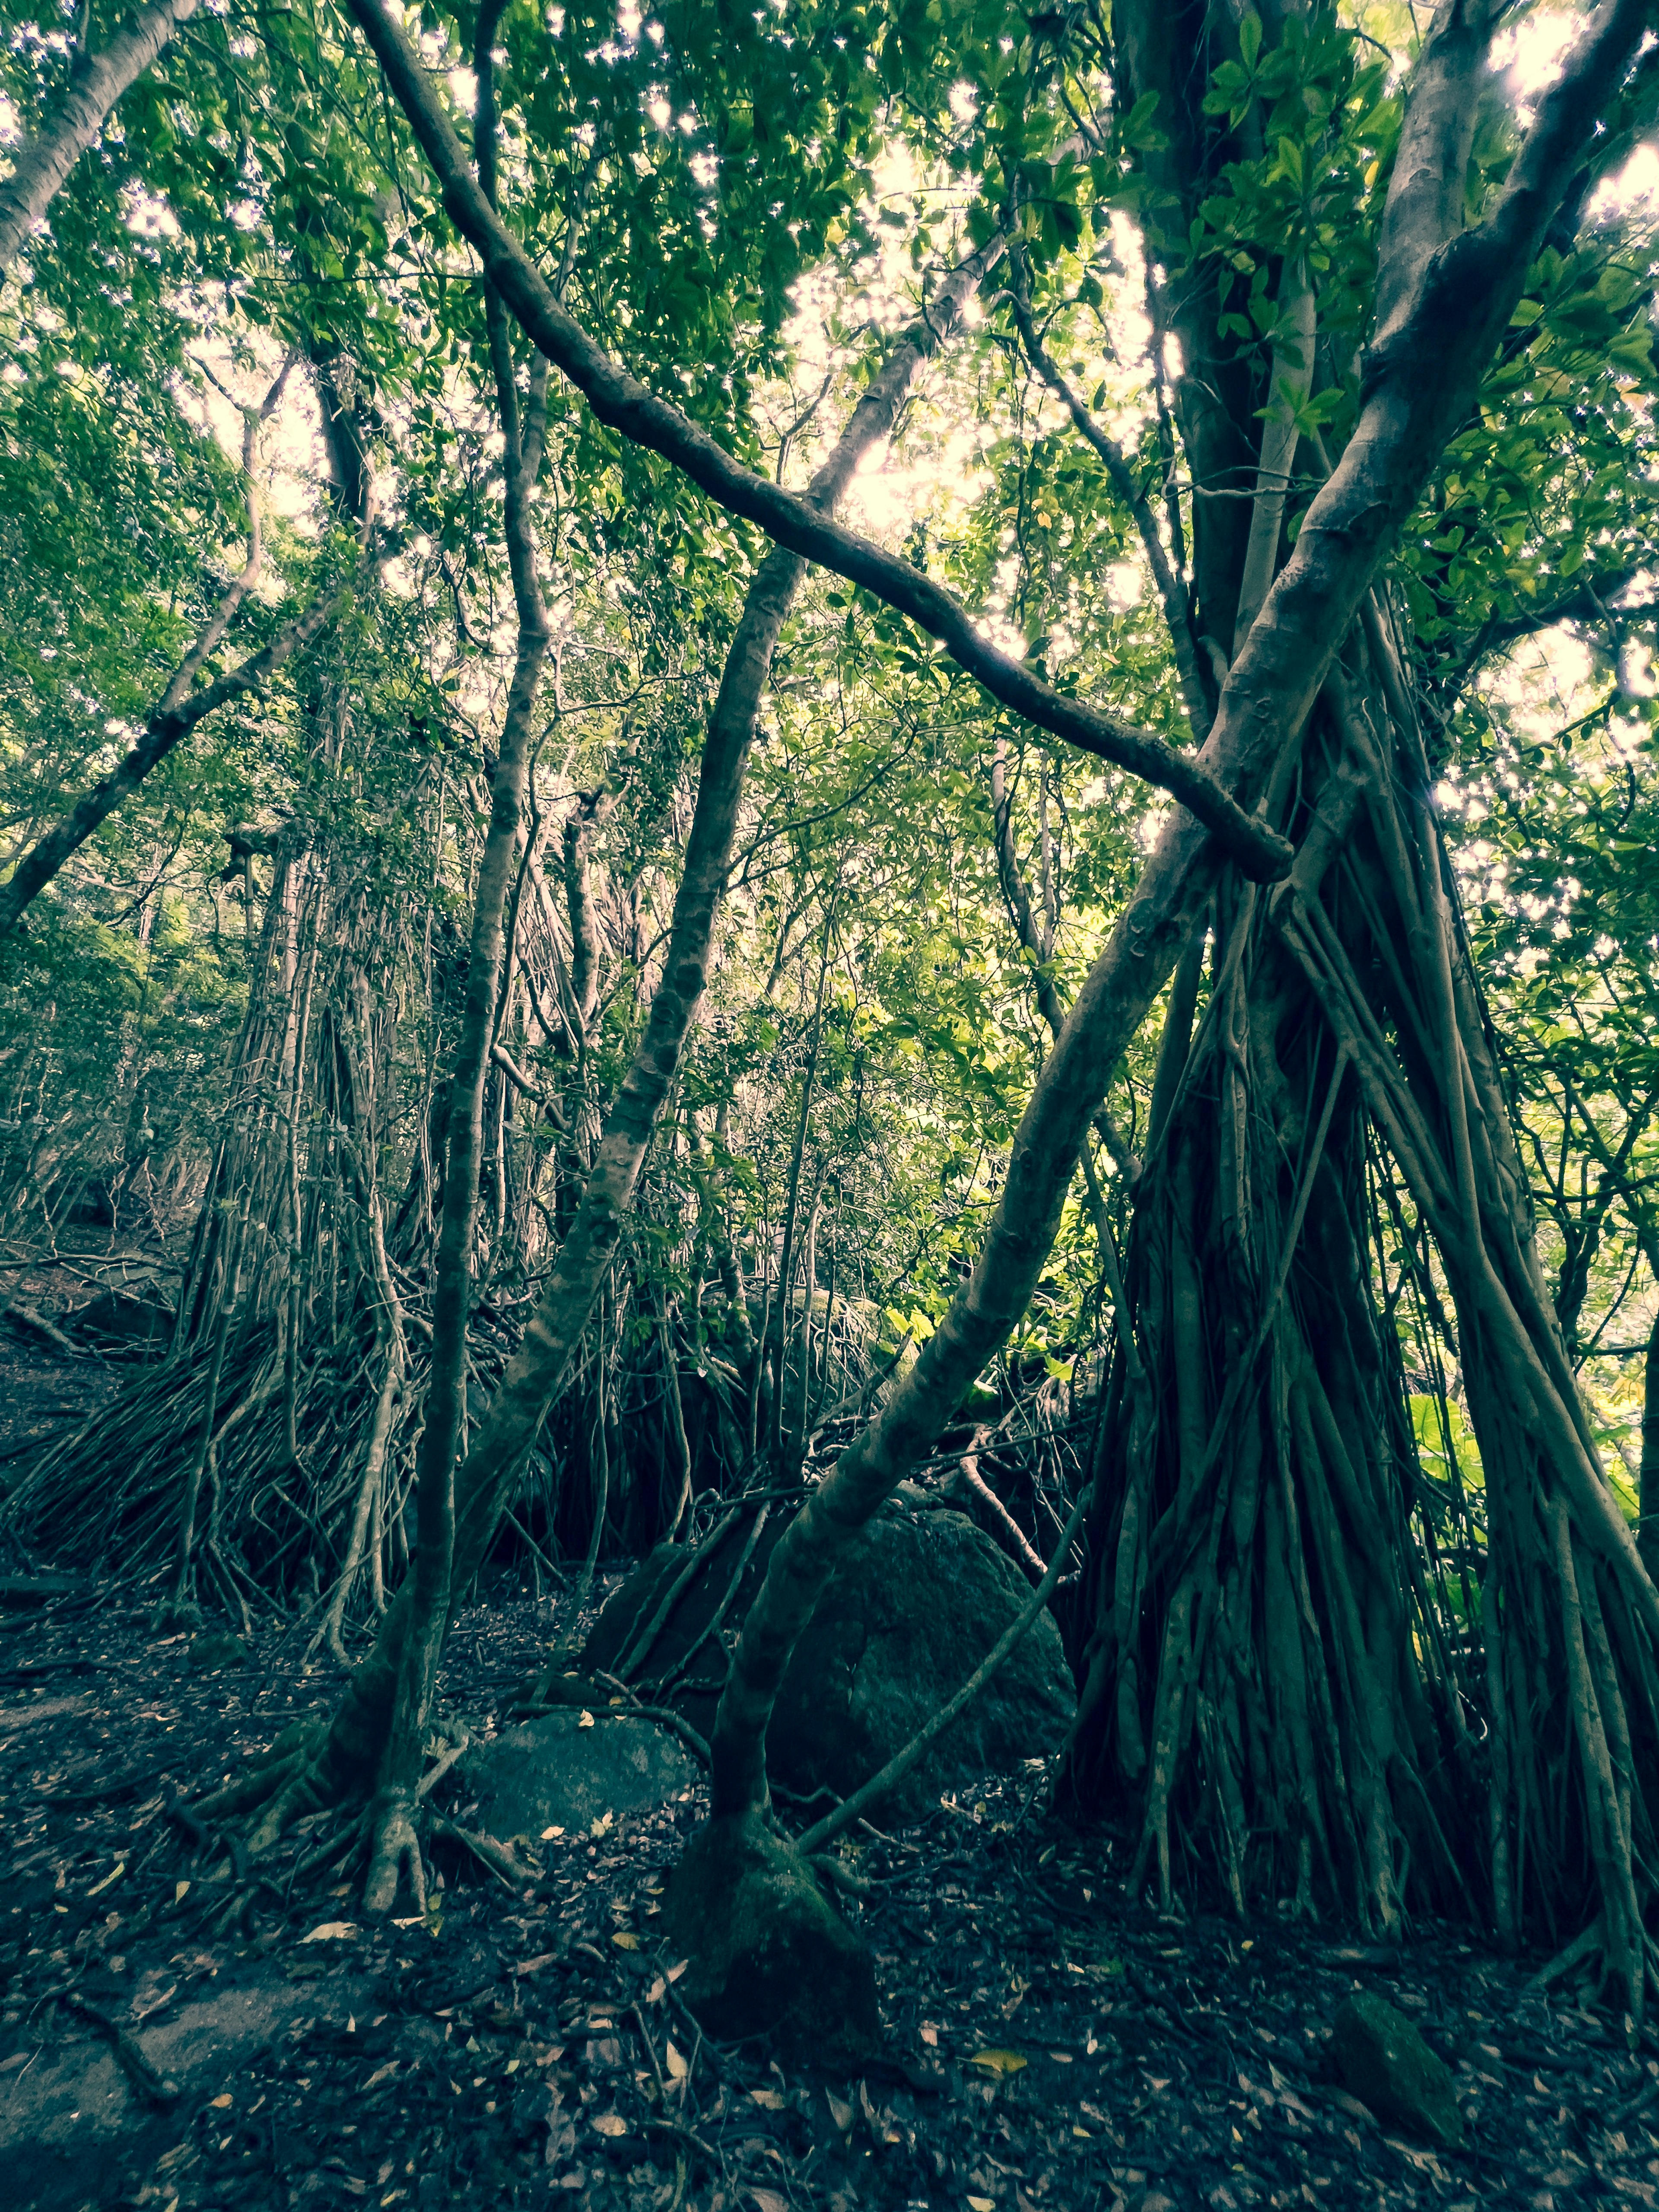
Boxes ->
[587,1504,1074,1824]
[664,1812,881,2070]
[190,1630,249,1672]
[1334,1992,1462,2148]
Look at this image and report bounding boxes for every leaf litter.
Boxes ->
[1,1583,1656,2212]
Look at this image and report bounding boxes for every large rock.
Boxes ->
[459,1710,699,1841]
[585,1502,1075,1824]
[1334,1993,1463,2148]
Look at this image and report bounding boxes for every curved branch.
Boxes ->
[340,0,1292,883]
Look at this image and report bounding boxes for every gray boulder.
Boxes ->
[460,1710,699,1842]
[585,1503,1075,1824]
[1334,1992,1463,2148]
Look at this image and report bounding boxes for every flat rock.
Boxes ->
[460,1710,699,1841]
[585,1502,1076,1824]
[0,1972,370,2207]
[1334,1991,1463,2148]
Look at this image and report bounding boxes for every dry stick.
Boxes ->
[338,0,1294,885]
[0,0,199,271]
[657,1501,772,1698]
[957,1432,1047,1580]
[611,1503,742,1686]
[795,1486,1088,1858]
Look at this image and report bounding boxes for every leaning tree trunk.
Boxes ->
[694,0,1653,2015]
[0,0,199,273]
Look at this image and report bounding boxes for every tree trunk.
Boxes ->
[226,231,1005,1850]
[0,0,199,273]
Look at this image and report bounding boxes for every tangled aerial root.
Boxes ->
[193,1717,335,1844]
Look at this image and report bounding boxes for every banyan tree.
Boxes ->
[5,0,1659,2039]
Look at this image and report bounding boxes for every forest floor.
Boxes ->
[3,1593,1656,2212]
[1,1336,1656,2212]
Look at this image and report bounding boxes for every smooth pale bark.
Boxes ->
[0,0,198,272]
[705,0,1654,1816]
[281,242,1004,1815]
[338,0,1290,883]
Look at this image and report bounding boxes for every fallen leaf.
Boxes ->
[540,1826,564,1840]
[578,1711,595,1729]
[664,2042,688,2081]
[302,1921,358,1944]
[591,2113,626,2138]
[209,2095,232,2110]
[751,2193,790,2212]
[611,1931,640,1951]
[364,2063,400,2091]
[918,2024,938,2047]
[968,2198,997,2211]
[86,1862,126,1898]
[969,2049,1027,2077]
[825,2090,854,2134]
[748,2087,786,2110]
[666,1958,688,1983]
[173,1881,190,1905]
[645,1977,666,2004]
[0,2054,30,2075]
[514,1952,559,1979]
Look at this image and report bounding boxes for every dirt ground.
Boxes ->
[2,1567,1656,2212]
